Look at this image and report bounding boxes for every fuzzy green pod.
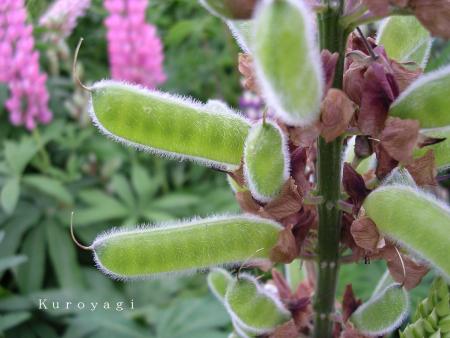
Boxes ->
[350,283,409,336]
[252,0,323,126]
[227,20,253,53]
[415,127,450,170]
[89,80,250,171]
[363,185,450,277]
[225,273,291,334]
[243,121,289,202]
[91,215,282,279]
[377,15,432,67]
[389,65,450,128]
[208,268,233,302]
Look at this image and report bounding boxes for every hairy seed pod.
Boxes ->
[89,80,250,171]
[91,215,282,279]
[243,120,289,202]
[377,15,432,68]
[415,127,450,170]
[363,185,450,277]
[225,273,291,334]
[252,0,323,126]
[350,283,409,336]
[389,65,450,128]
[227,20,252,53]
[208,268,233,302]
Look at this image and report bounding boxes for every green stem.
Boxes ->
[313,2,347,338]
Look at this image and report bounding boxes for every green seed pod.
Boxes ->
[91,215,282,279]
[225,273,291,334]
[377,15,432,68]
[227,20,253,53]
[252,0,323,126]
[89,80,250,171]
[389,65,450,128]
[243,120,289,202]
[350,283,409,336]
[208,268,233,302]
[363,185,450,278]
[415,127,450,170]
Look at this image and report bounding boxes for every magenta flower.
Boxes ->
[0,0,51,130]
[104,0,166,88]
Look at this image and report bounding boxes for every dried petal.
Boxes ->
[272,268,293,300]
[405,149,437,186]
[289,123,321,148]
[322,49,339,93]
[269,319,299,338]
[236,190,262,214]
[343,62,366,105]
[350,217,381,251]
[410,0,450,39]
[238,53,260,94]
[343,163,371,211]
[270,224,300,263]
[354,135,373,158]
[362,0,390,16]
[264,178,303,220]
[380,117,420,163]
[390,60,422,92]
[375,143,399,180]
[342,284,362,322]
[320,89,357,143]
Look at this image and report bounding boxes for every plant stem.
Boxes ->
[313,2,347,337]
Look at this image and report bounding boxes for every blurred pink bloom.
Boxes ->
[104,0,166,88]
[0,0,51,130]
[39,0,91,39]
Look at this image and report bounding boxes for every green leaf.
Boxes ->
[0,311,31,332]
[285,259,305,293]
[46,221,84,289]
[131,162,157,200]
[389,65,450,128]
[208,268,233,302]
[224,274,290,334]
[414,127,450,170]
[252,0,323,126]
[364,185,450,277]
[4,138,38,175]
[0,255,27,273]
[350,283,409,336]
[16,225,46,293]
[23,175,73,205]
[110,174,135,208]
[93,215,282,278]
[377,15,432,67]
[89,81,250,171]
[244,120,289,202]
[1,177,20,214]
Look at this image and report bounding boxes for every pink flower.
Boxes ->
[104,0,166,88]
[39,0,91,40]
[0,0,51,130]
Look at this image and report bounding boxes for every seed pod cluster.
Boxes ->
[350,283,409,336]
[89,80,250,171]
[401,277,450,338]
[243,120,289,202]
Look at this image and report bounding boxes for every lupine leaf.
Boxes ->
[389,65,450,128]
[364,185,450,277]
[89,80,250,171]
[377,15,432,67]
[350,283,409,335]
[252,0,323,126]
[93,215,282,279]
[243,121,289,202]
[224,273,290,334]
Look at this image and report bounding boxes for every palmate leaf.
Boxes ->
[389,65,450,128]
[377,15,432,68]
[92,215,282,278]
[363,185,450,277]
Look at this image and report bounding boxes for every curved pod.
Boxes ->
[225,273,290,334]
[243,120,289,202]
[252,0,323,126]
[89,80,250,171]
[350,283,409,336]
[92,215,282,279]
[389,65,450,128]
[363,185,450,277]
[208,268,233,302]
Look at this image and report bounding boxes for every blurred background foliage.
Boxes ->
[0,1,449,337]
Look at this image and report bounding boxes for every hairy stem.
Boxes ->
[313,2,347,337]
